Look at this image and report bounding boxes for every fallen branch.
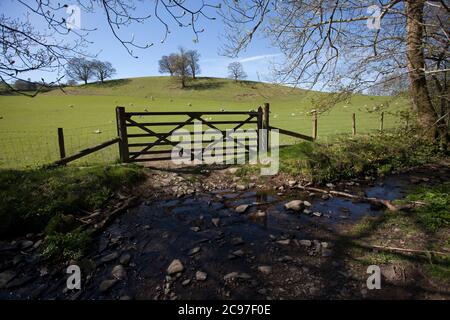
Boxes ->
[357,242,450,257]
[89,196,139,236]
[297,185,425,212]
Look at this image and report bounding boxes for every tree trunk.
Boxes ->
[84,79,87,85]
[405,0,437,141]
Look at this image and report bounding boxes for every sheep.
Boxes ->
[94,129,102,134]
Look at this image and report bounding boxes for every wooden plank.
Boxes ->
[129,146,258,156]
[312,110,318,140]
[130,151,252,162]
[57,128,66,160]
[352,113,356,135]
[126,120,258,127]
[53,138,120,166]
[257,106,263,152]
[380,112,384,133]
[270,126,314,142]
[126,111,258,116]
[116,106,129,162]
[128,138,257,147]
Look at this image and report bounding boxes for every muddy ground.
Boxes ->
[0,162,449,300]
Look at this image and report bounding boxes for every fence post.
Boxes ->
[116,106,129,163]
[257,106,263,153]
[263,102,270,150]
[57,127,66,160]
[312,110,318,140]
[352,113,356,136]
[380,112,384,133]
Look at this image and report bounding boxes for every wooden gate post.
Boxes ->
[116,106,129,162]
[57,127,66,160]
[380,112,384,133]
[263,102,270,150]
[257,106,264,152]
[312,110,318,140]
[352,113,356,136]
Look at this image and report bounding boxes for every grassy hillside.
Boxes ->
[0,76,409,168]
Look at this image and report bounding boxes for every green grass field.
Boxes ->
[0,76,408,168]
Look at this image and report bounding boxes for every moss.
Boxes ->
[42,228,93,260]
[0,164,146,238]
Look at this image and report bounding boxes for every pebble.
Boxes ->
[99,279,117,293]
[100,252,119,263]
[167,259,184,275]
[195,271,207,281]
[231,237,245,245]
[119,253,131,266]
[190,227,200,232]
[284,200,304,211]
[276,239,290,245]
[182,279,191,286]
[299,240,312,247]
[211,218,220,227]
[312,212,322,217]
[258,266,272,274]
[111,265,127,280]
[235,204,250,213]
[189,247,201,256]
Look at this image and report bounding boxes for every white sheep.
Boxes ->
[94,129,102,134]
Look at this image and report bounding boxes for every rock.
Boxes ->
[235,204,250,213]
[248,210,266,220]
[21,240,34,249]
[288,180,297,187]
[111,265,127,280]
[303,200,312,207]
[211,218,220,227]
[321,194,330,200]
[32,239,43,250]
[223,272,239,281]
[119,253,131,266]
[195,271,207,281]
[299,240,312,247]
[228,168,238,174]
[232,249,244,257]
[190,226,200,232]
[231,237,245,245]
[119,295,132,300]
[99,279,117,292]
[182,279,191,286]
[326,183,335,188]
[167,259,184,275]
[100,252,119,263]
[312,212,322,217]
[303,209,312,214]
[236,184,247,191]
[284,200,304,211]
[188,247,201,256]
[276,239,291,245]
[258,266,272,274]
[322,248,333,257]
[0,270,16,289]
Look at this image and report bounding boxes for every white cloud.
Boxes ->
[237,54,282,63]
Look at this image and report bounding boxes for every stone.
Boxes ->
[32,239,43,250]
[212,218,220,227]
[189,247,201,256]
[231,237,245,245]
[100,252,119,263]
[21,240,34,249]
[303,200,312,207]
[99,279,117,292]
[111,265,127,280]
[326,183,335,188]
[228,168,238,174]
[195,271,207,281]
[288,180,297,187]
[321,194,330,200]
[0,270,16,289]
[190,226,200,232]
[258,266,272,274]
[236,184,247,191]
[119,253,131,266]
[119,295,132,300]
[232,249,244,257]
[284,200,304,211]
[303,209,312,214]
[223,272,239,281]
[299,240,312,247]
[182,279,191,286]
[167,259,184,275]
[235,204,250,213]
[312,212,322,217]
[248,210,266,220]
[276,239,290,245]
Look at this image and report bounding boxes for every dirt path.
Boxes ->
[1,163,449,300]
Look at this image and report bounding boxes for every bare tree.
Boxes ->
[92,60,116,83]
[66,58,94,85]
[186,50,201,79]
[0,1,219,95]
[173,47,192,88]
[228,62,247,82]
[221,0,449,149]
[159,55,175,76]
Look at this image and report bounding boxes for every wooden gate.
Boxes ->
[115,106,265,163]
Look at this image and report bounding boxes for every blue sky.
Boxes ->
[3,0,282,83]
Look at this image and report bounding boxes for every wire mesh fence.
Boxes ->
[0,111,402,169]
